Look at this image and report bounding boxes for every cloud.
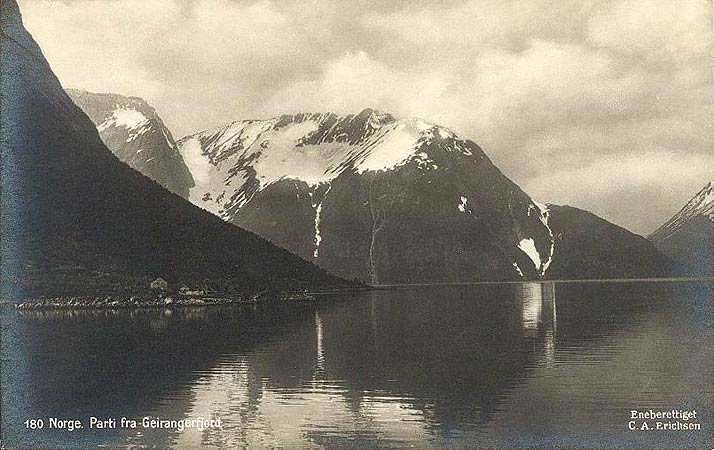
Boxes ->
[261,51,450,120]
[466,41,651,138]
[20,0,171,97]
[523,152,714,233]
[20,0,315,134]
[586,0,711,58]
[17,0,714,234]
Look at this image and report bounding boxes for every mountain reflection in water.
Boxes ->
[1,282,712,449]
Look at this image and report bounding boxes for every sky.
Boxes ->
[17,0,714,234]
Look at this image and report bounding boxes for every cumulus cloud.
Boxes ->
[19,0,171,97]
[261,51,450,120]
[17,0,714,234]
[586,0,710,57]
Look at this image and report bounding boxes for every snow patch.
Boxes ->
[356,121,422,173]
[252,121,338,186]
[98,108,147,131]
[180,137,212,185]
[410,151,439,171]
[518,238,541,270]
[699,182,714,208]
[533,200,548,214]
[313,203,325,258]
[512,262,524,278]
[313,185,332,259]
[458,196,468,213]
[160,127,175,151]
[179,137,225,214]
[533,200,555,275]
[98,107,151,142]
[204,120,275,163]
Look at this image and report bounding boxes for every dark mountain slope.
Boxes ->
[0,0,347,300]
[545,205,675,280]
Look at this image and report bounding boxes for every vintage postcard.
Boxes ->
[1,0,712,448]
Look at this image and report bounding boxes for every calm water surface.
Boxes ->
[1,282,713,449]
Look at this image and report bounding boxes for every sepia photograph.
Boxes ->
[0,0,712,448]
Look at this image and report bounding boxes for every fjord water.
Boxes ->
[1,282,712,449]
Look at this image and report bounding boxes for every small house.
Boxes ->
[179,286,205,296]
[150,277,168,292]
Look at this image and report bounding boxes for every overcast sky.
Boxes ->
[17,0,714,234]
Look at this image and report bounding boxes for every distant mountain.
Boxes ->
[547,205,674,280]
[0,0,347,300]
[176,111,674,284]
[66,89,194,198]
[649,182,714,274]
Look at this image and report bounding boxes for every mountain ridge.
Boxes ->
[171,109,673,284]
[649,181,714,274]
[649,181,714,241]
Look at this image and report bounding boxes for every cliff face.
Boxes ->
[67,89,194,198]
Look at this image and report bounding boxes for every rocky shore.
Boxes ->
[4,295,238,310]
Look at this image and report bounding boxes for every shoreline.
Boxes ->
[1,278,710,311]
[0,286,372,311]
[374,276,714,289]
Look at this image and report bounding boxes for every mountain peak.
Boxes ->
[354,107,395,128]
[177,109,484,220]
[66,89,157,121]
[66,88,150,106]
[649,180,714,242]
[649,180,714,274]
[66,89,195,197]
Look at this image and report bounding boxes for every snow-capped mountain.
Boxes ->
[650,181,714,240]
[649,181,714,273]
[177,110,672,284]
[0,0,346,299]
[67,89,194,198]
